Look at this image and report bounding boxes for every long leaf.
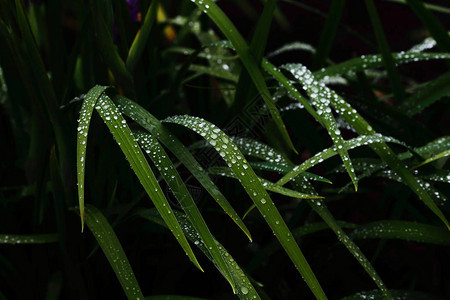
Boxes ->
[189,0,298,153]
[134,131,236,291]
[0,234,58,244]
[78,86,201,270]
[113,94,252,241]
[350,220,450,245]
[82,205,144,299]
[163,115,326,299]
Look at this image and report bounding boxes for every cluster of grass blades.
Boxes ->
[0,0,449,299]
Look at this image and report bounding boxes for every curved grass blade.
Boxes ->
[207,166,323,199]
[163,115,326,300]
[113,95,251,241]
[0,234,58,244]
[314,52,450,80]
[412,149,450,169]
[82,205,144,299]
[267,41,316,58]
[349,220,450,245]
[277,134,403,186]
[325,82,450,229]
[189,0,298,153]
[126,0,160,73]
[282,63,358,190]
[78,87,201,270]
[134,131,236,291]
[247,162,332,184]
[139,208,261,300]
[77,85,109,231]
[189,64,238,82]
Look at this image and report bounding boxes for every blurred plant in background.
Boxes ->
[0,0,449,299]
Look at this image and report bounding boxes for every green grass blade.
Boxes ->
[163,115,327,300]
[277,134,404,186]
[207,166,322,199]
[94,93,202,270]
[134,131,236,291]
[267,41,316,58]
[262,60,323,125]
[398,71,450,116]
[139,208,261,300]
[126,0,160,73]
[413,149,450,169]
[314,52,450,80]
[77,85,109,231]
[189,0,298,153]
[82,205,144,299]
[365,0,406,103]
[312,0,346,69]
[282,63,358,190]
[350,220,450,245]
[0,234,58,244]
[113,95,252,241]
[406,0,450,52]
[78,87,201,270]
[326,84,450,229]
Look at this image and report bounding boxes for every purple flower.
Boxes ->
[126,0,141,23]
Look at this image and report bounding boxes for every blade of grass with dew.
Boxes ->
[139,208,261,300]
[207,166,323,199]
[134,131,236,291]
[163,115,326,300]
[112,95,251,240]
[189,0,297,153]
[262,60,323,125]
[267,41,316,58]
[78,87,201,270]
[247,162,333,184]
[0,234,58,244]
[349,220,450,245]
[282,63,358,190]
[314,52,450,80]
[277,134,405,186]
[80,205,144,299]
[312,0,346,69]
[365,0,406,103]
[126,0,160,73]
[398,71,450,116]
[405,0,450,52]
[323,81,450,229]
[412,149,450,169]
[77,86,109,230]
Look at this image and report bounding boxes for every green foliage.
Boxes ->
[0,0,449,299]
